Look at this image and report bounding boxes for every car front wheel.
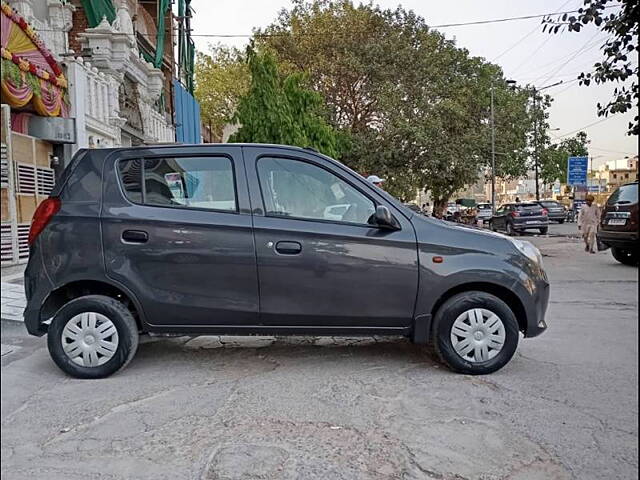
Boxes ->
[539,227,548,234]
[47,295,139,379]
[432,291,519,375]
[611,247,639,266]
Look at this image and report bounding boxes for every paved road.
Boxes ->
[1,233,637,480]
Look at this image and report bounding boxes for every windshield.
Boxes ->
[607,183,638,205]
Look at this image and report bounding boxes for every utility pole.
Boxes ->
[491,84,496,213]
[533,88,539,201]
[529,80,563,201]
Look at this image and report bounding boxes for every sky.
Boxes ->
[189,0,638,168]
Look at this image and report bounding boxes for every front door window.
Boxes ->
[257,157,375,225]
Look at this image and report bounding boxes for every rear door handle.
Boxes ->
[122,230,148,243]
[275,241,302,255]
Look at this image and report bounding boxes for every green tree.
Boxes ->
[258,1,535,206]
[539,132,590,185]
[229,48,340,157]
[194,45,250,141]
[542,0,638,135]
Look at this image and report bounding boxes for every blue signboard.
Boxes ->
[567,156,588,186]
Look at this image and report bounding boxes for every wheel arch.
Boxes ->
[40,279,146,332]
[430,282,527,335]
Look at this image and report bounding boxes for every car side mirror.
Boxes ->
[372,205,401,230]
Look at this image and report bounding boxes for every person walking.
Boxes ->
[577,195,601,254]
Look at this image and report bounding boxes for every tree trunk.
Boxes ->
[432,198,448,218]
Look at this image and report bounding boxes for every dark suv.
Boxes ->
[489,202,549,235]
[24,144,549,378]
[598,181,638,266]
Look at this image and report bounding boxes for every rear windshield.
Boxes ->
[607,183,638,205]
[539,201,560,208]
[477,204,491,209]
[516,204,542,211]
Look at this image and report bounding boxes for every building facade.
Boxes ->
[1,0,201,265]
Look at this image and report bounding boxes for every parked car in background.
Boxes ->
[598,181,638,266]
[489,202,549,235]
[476,203,493,224]
[535,200,567,223]
[24,144,549,378]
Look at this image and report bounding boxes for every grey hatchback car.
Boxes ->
[24,144,549,378]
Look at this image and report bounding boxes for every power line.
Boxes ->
[161,5,621,38]
[494,0,575,63]
[518,33,606,81]
[555,116,616,139]
[534,29,602,86]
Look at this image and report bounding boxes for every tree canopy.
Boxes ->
[542,0,638,135]
[539,132,590,185]
[229,48,341,158]
[257,0,537,204]
[194,45,250,141]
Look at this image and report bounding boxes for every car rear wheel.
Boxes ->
[47,295,139,379]
[539,227,548,234]
[611,247,639,266]
[432,291,519,375]
[558,219,565,224]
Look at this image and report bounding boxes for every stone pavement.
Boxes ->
[1,282,25,322]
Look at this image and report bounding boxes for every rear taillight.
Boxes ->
[510,211,519,217]
[28,197,61,245]
[542,208,548,216]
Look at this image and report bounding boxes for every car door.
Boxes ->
[243,146,419,330]
[101,146,259,328]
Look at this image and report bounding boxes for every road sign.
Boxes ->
[567,156,588,186]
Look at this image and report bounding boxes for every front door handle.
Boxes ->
[275,241,302,255]
[122,229,148,243]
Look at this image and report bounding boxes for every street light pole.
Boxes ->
[491,84,496,213]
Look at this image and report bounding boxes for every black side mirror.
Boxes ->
[371,205,401,230]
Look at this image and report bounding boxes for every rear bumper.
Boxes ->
[547,213,566,221]
[598,230,638,250]
[512,220,549,230]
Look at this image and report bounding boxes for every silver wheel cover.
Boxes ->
[450,308,506,363]
[61,312,119,367]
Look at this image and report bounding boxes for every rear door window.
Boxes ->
[118,156,237,212]
[516,204,542,212]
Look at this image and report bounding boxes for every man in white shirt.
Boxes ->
[578,195,601,254]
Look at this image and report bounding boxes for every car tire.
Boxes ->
[611,247,639,266]
[489,221,496,232]
[539,227,548,234]
[47,295,139,379]
[432,291,519,375]
[558,219,565,224]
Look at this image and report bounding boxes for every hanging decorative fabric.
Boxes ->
[0,1,69,117]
